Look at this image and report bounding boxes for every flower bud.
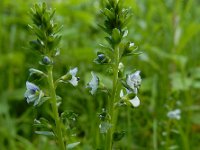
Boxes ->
[94,52,111,64]
[122,42,138,56]
[42,56,52,65]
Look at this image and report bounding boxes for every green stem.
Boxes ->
[153,119,158,150]
[106,46,120,150]
[165,120,171,149]
[175,121,190,150]
[47,66,66,150]
[127,107,132,149]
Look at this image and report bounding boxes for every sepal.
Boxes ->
[113,131,126,141]
[29,68,47,78]
[122,42,139,56]
[112,28,122,44]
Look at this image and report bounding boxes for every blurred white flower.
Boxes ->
[87,72,99,95]
[167,109,181,120]
[129,42,135,47]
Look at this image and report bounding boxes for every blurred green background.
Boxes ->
[1,0,200,149]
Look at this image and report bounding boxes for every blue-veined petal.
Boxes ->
[26,81,40,93]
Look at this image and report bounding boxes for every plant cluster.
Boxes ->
[24,1,142,150]
[25,3,80,150]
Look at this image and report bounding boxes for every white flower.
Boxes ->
[167,109,181,120]
[120,89,140,107]
[129,96,140,107]
[120,89,124,98]
[68,67,79,86]
[126,71,141,94]
[59,67,79,86]
[87,72,99,95]
[24,81,44,106]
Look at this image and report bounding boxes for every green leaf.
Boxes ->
[66,142,80,149]
[112,28,121,44]
[103,8,115,19]
[29,68,47,77]
[35,131,55,136]
[105,36,113,46]
[113,131,126,141]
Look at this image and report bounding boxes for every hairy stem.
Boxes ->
[106,46,120,150]
[47,66,66,150]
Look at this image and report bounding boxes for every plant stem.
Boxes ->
[153,119,158,150]
[127,107,131,148]
[106,46,120,150]
[47,66,66,150]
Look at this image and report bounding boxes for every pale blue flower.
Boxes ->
[167,109,181,120]
[59,67,79,86]
[24,81,44,106]
[126,71,141,94]
[68,67,79,86]
[87,72,99,95]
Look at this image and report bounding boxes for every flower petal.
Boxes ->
[88,72,99,95]
[69,67,78,76]
[126,71,141,94]
[26,81,40,92]
[69,76,78,86]
[26,94,38,103]
[120,90,124,98]
[68,67,79,86]
[129,96,140,107]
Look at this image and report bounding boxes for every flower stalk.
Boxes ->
[24,3,80,150]
[47,66,65,150]
[106,45,120,150]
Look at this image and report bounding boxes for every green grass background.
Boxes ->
[0,0,200,149]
